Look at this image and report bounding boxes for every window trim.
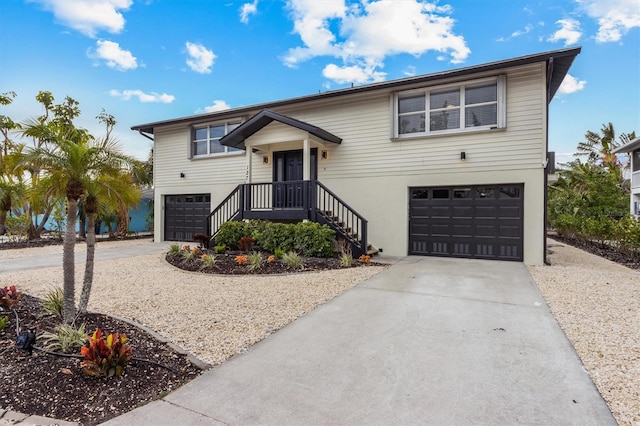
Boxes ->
[393,75,506,139]
[190,119,244,159]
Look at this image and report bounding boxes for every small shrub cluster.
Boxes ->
[80,328,132,378]
[216,220,335,257]
[42,287,64,318]
[0,316,8,332]
[41,323,88,352]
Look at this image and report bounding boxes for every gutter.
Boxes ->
[138,130,154,142]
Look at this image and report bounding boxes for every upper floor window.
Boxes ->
[191,121,242,157]
[395,76,506,137]
[633,149,640,172]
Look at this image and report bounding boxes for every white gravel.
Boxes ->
[3,239,637,425]
[0,242,385,368]
[528,238,640,426]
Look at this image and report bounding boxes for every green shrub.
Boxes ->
[282,251,303,269]
[216,221,249,249]
[294,222,335,257]
[40,323,88,352]
[0,316,8,332]
[274,248,286,259]
[340,253,353,267]
[42,287,64,318]
[255,222,295,253]
[214,244,226,254]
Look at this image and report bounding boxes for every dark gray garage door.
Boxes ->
[409,184,523,261]
[165,194,211,241]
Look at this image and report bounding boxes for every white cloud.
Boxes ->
[185,42,216,74]
[240,0,259,24]
[511,24,533,38]
[30,0,132,37]
[403,65,417,77]
[558,73,587,94]
[547,18,582,45]
[282,0,470,84]
[109,89,175,103]
[92,40,137,70]
[322,63,386,84]
[576,0,640,42]
[203,100,231,112]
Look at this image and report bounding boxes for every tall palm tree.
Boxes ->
[78,170,140,313]
[575,123,636,182]
[20,131,136,323]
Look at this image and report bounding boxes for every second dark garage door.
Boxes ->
[165,194,211,241]
[409,184,524,261]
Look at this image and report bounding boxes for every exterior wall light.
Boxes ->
[460,151,466,160]
[180,173,185,178]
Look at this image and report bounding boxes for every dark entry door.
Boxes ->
[273,149,317,208]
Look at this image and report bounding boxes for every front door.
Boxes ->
[273,149,317,208]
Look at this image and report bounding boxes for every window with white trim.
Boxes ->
[395,76,506,137]
[191,121,242,157]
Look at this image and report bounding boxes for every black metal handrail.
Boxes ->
[313,180,368,256]
[204,180,368,256]
[204,184,242,241]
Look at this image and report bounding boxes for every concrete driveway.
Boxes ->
[103,256,614,425]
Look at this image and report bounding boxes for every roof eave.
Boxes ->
[613,136,640,153]
[131,46,582,135]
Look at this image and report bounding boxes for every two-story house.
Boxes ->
[614,136,640,217]
[132,47,581,265]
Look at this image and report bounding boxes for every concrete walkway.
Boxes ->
[102,256,614,425]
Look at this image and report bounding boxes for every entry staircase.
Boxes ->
[204,180,376,257]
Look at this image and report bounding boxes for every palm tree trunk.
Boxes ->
[63,198,78,324]
[78,212,96,313]
[0,210,7,235]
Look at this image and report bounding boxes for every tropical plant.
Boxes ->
[0,285,22,310]
[40,323,88,352]
[201,253,216,268]
[80,328,132,378]
[575,122,636,181]
[168,243,181,256]
[0,315,8,332]
[247,251,263,271]
[42,287,64,318]
[282,251,303,269]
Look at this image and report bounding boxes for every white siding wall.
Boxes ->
[152,63,548,264]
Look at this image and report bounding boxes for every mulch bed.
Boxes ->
[549,233,640,270]
[0,294,202,425]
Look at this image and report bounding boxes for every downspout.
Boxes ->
[543,58,554,266]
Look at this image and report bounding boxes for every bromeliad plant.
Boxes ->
[80,328,132,378]
[0,285,23,310]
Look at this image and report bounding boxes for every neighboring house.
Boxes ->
[613,136,640,217]
[132,47,581,265]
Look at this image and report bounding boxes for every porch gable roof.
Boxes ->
[220,109,342,150]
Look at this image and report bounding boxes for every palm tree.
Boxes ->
[575,123,636,182]
[20,131,136,323]
[78,170,140,313]
[0,177,27,235]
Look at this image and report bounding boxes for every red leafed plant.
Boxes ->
[238,236,255,252]
[0,285,23,310]
[80,328,132,377]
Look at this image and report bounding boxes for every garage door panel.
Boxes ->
[165,194,211,241]
[409,184,523,261]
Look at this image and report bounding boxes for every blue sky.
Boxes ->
[1,0,638,163]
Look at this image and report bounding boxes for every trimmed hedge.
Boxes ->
[215,220,336,257]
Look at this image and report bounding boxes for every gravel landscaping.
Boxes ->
[528,238,639,426]
[1,238,637,425]
[0,242,385,367]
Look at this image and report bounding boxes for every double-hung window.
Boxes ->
[396,76,505,137]
[191,121,242,157]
